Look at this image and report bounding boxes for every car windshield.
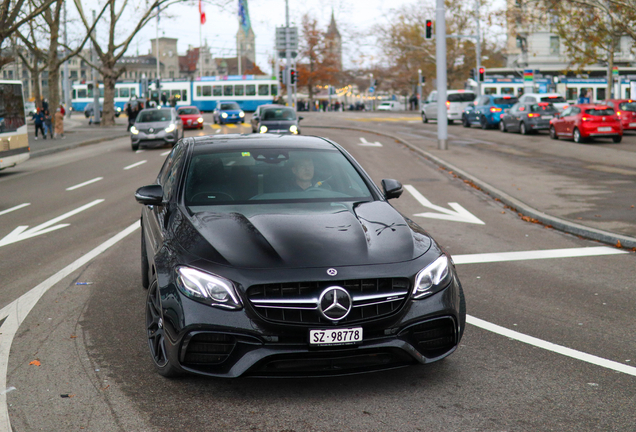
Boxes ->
[619,102,636,111]
[541,96,566,103]
[493,97,518,105]
[137,109,172,122]
[448,93,476,102]
[262,108,296,121]
[220,102,240,110]
[585,108,615,116]
[184,148,373,207]
[530,103,557,112]
[178,108,199,115]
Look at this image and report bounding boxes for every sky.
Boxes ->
[76,0,506,73]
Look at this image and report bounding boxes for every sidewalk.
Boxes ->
[28,115,130,158]
[301,111,636,250]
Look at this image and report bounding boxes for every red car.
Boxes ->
[176,106,204,130]
[549,103,622,143]
[601,99,636,131]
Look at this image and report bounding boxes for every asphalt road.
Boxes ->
[0,118,634,431]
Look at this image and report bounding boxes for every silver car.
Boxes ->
[130,107,184,151]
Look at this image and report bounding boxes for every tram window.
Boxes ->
[77,89,86,98]
[181,89,187,101]
[131,87,136,97]
[213,86,222,96]
[72,89,77,99]
[271,84,278,96]
[100,88,104,97]
[246,85,256,96]
[171,90,181,97]
[566,88,578,101]
[120,88,130,98]
[258,84,269,96]
[114,88,119,98]
[235,85,245,96]
[202,85,212,97]
[501,87,514,95]
[484,87,496,95]
[224,85,233,96]
[596,88,605,101]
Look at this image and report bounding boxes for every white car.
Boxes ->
[421,90,476,124]
[377,101,401,111]
[518,93,569,111]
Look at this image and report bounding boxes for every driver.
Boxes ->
[289,156,315,191]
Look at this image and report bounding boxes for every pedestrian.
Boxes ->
[42,98,49,113]
[60,104,66,116]
[125,102,134,131]
[43,109,54,139]
[32,108,45,140]
[54,106,65,139]
[161,92,167,106]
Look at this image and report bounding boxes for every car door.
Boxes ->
[425,91,437,119]
[553,107,571,136]
[251,107,260,131]
[564,107,580,136]
[506,103,520,131]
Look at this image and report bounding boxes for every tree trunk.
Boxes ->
[101,71,117,126]
[46,12,61,130]
[33,67,42,110]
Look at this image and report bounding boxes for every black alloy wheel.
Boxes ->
[131,142,139,151]
[422,111,428,123]
[549,126,558,140]
[520,122,528,135]
[499,119,507,132]
[146,280,180,377]
[612,135,622,143]
[462,116,471,128]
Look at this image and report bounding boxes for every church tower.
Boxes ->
[325,10,342,71]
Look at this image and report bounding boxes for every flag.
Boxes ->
[238,0,251,35]
[199,0,206,25]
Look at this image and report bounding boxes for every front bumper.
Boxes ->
[131,130,178,145]
[182,119,203,129]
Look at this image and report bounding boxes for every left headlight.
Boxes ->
[259,125,268,133]
[221,112,228,118]
[289,125,298,134]
[130,126,139,135]
[165,123,176,133]
[239,111,245,118]
[413,255,451,299]
[176,266,242,310]
[117,107,122,112]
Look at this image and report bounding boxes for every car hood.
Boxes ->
[176,201,432,269]
[134,121,171,130]
[180,114,200,120]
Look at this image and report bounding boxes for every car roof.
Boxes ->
[177,106,198,110]
[259,104,288,109]
[523,93,562,97]
[189,134,336,154]
[447,89,475,94]
[575,104,610,109]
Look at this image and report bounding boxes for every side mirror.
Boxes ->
[504,109,510,113]
[298,116,304,121]
[381,179,403,200]
[135,184,164,206]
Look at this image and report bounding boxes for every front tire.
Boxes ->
[612,135,622,143]
[550,126,558,140]
[462,116,471,128]
[480,116,489,129]
[422,112,428,123]
[520,122,528,135]
[499,119,507,132]
[146,279,181,377]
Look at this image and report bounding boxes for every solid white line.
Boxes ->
[0,220,141,430]
[0,203,30,217]
[123,160,147,170]
[160,150,171,156]
[467,315,636,377]
[453,246,627,265]
[66,177,103,191]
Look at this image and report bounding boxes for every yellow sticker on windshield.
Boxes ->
[242,152,250,157]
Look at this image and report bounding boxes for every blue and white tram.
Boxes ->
[191,76,278,112]
[71,82,141,112]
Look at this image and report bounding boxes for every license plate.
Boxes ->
[598,127,612,132]
[629,123,636,127]
[542,115,553,120]
[310,327,363,346]
[147,134,155,139]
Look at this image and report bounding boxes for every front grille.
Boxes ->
[402,317,457,358]
[247,278,410,325]
[181,332,236,366]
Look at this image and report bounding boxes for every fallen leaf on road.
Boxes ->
[70,335,77,339]
[29,360,41,366]
[101,385,110,391]
[60,394,75,398]
[616,240,622,248]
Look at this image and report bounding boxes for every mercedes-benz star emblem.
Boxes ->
[327,268,337,276]
[318,286,352,321]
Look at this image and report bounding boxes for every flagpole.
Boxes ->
[199,17,203,78]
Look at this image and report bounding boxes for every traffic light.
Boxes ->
[156,78,161,89]
[425,20,433,40]
[290,69,296,85]
[478,67,485,82]
[421,75,426,84]
[469,68,475,80]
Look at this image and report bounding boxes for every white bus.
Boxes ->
[0,80,29,170]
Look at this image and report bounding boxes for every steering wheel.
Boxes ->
[303,187,328,193]
[191,191,234,202]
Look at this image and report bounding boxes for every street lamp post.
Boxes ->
[417,69,422,111]
[435,0,447,150]
[369,73,374,111]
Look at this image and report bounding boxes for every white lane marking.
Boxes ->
[405,184,485,225]
[359,137,383,147]
[123,160,147,170]
[66,177,103,191]
[215,129,221,134]
[0,221,140,430]
[160,150,171,156]
[0,199,104,248]
[453,246,628,264]
[0,203,30,217]
[467,315,636,377]
[135,150,145,154]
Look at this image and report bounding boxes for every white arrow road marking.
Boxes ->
[0,221,140,430]
[66,177,103,191]
[0,199,104,248]
[453,246,627,265]
[404,184,485,224]
[124,160,147,170]
[160,150,171,156]
[0,203,30,217]
[359,137,383,147]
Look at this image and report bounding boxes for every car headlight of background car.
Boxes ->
[413,255,451,299]
[165,123,176,133]
[221,112,228,119]
[130,126,139,135]
[176,266,242,310]
[197,117,204,123]
[239,111,245,118]
[290,125,298,134]
[259,125,268,133]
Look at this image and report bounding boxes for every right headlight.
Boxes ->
[259,125,268,133]
[413,255,451,299]
[175,266,242,310]
[130,126,139,135]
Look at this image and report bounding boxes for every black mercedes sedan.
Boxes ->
[135,134,466,378]
[250,104,302,134]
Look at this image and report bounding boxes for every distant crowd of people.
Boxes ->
[31,98,65,140]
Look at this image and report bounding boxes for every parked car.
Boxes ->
[600,99,636,132]
[499,102,558,134]
[462,94,518,129]
[177,106,204,130]
[518,93,569,111]
[24,102,36,117]
[130,107,184,151]
[422,90,476,124]
[84,102,121,118]
[250,104,302,134]
[134,134,466,377]
[377,101,400,111]
[212,101,245,124]
[549,104,622,143]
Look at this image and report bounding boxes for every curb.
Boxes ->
[304,124,636,250]
[31,133,130,158]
